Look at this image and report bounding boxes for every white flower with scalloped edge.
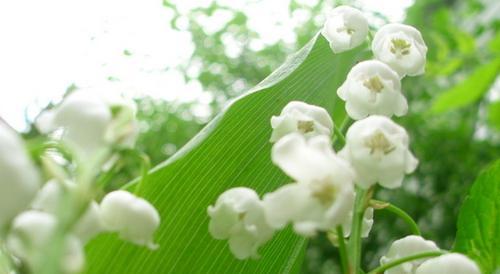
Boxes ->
[263,134,355,236]
[372,23,427,77]
[321,5,369,53]
[270,101,333,143]
[0,123,40,229]
[338,60,408,120]
[31,180,104,243]
[339,115,418,189]
[36,88,138,160]
[100,190,160,250]
[6,211,85,274]
[415,253,481,274]
[380,235,439,274]
[208,187,274,260]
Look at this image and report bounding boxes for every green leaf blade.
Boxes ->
[85,34,366,274]
[454,160,500,273]
[430,58,500,114]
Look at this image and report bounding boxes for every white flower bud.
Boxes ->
[380,235,439,274]
[338,60,408,120]
[100,190,160,249]
[270,101,333,143]
[372,23,427,77]
[264,134,355,236]
[36,88,138,159]
[0,123,40,229]
[207,187,274,260]
[339,116,418,189]
[321,6,369,53]
[6,211,85,274]
[415,253,481,274]
[31,181,103,243]
[342,207,374,238]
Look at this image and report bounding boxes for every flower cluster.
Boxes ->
[208,5,480,274]
[0,88,160,273]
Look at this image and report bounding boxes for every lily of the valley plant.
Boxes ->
[208,5,481,274]
[0,86,160,274]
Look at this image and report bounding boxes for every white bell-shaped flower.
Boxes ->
[339,116,418,189]
[415,253,480,274]
[337,60,408,120]
[36,88,138,159]
[31,180,103,243]
[6,211,85,274]
[270,101,333,143]
[372,23,427,77]
[380,235,439,274]
[263,134,355,236]
[36,90,112,158]
[207,187,274,259]
[100,190,160,249]
[321,6,369,53]
[341,207,374,238]
[0,123,40,229]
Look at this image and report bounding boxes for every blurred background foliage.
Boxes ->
[27,0,500,272]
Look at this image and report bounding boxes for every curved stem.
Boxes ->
[332,116,351,146]
[133,151,151,197]
[336,226,350,274]
[370,200,421,236]
[367,251,445,274]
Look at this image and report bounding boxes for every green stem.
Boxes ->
[348,187,369,274]
[367,251,445,274]
[370,200,421,236]
[336,226,350,274]
[332,116,351,146]
[133,152,151,197]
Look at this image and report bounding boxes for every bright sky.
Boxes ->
[0,0,412,131]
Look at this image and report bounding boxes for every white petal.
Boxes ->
[31,180,64,213]
[270,101,333,142]
[73,202,103,243]
[337,60,405,120]
[271,134,333,182]
[208,202,240,239]
[322,6,368,53]
[380,235,439,274]
[0,124,41,228]
[415,253,480,274]
[262,183,312,229]
[62,236,85,274]
[100,190,160,249]
[372,23,427,77]
[228,228,259,260]
[343,116,417,189]
[208,187,274,259]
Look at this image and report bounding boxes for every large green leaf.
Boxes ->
[84,34,366,274]
[430,58,500,114]
[487,101,500,131]
[454,160,500,273]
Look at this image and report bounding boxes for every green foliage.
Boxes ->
[430,58,500,114]
[488,101,500,131]
[84,34,367,273]
[454,160,500,273]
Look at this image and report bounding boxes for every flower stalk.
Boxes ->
[348,187,372,274]
[370,199,421,235]
[336,226,350,274]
